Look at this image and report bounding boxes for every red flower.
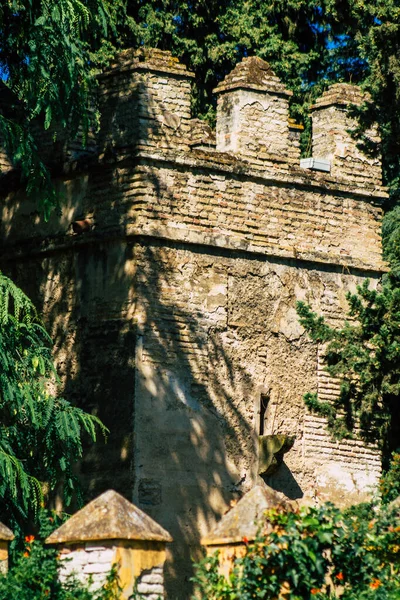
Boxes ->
[370,579,381,589]
[25,535,35,543]
[336,572,344,581]
[242,536,249,545]
[311,588,321,595]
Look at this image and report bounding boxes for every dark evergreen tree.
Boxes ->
[297,282,400,464]
[0,0,120,523]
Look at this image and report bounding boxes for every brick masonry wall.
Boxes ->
[124,156,385,272]
[304,348,381,505]
[136,566,165,599]
[0,152,386,277]
[59,543,116,591]
[311,85,382,187]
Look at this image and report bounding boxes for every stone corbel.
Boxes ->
[258,434,295,476]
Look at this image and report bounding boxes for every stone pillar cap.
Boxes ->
[201,485,293,546]
[311,83,371,109]
[45,489,173,545]
[0,522,14,541]
[213,56,292,96]
[100,47,194,79]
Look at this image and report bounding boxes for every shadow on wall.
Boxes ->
[134,236,271,596]
[263,464,304,499]
[3,227,257,599]
[0,64,311,598]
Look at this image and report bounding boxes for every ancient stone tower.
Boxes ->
[0,49,387,598]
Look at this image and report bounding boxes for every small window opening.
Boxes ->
[259,395,269,436]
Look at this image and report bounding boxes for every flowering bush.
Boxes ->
[0,512,121,600]
[192,501,400,600]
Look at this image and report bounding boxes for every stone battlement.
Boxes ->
[95,50,384,188]
[0,50,385,189]
[0,49,388,274]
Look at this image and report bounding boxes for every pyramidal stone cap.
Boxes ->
[201,485,292,546]
[100,47,194,79]
[0,522,14,542]
[45,490,173,545]
[311,83,371,110]
[213,56,292,96]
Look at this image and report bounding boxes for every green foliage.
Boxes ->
[192,502,400,600]
[191,552,234,600]
[0,271,107,523]
[0,0,127,217]
[382,205,400,282]
[297,280,400,460]
[120,1,400,243]
[0,511,121,600]
[123,0,338,128]
[380,451,400,505]
[0,539,90,600]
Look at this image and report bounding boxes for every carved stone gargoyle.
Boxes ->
[258,434,295,477]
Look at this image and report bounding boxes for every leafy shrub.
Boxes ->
[192,502,400,600]
[0,272,107,526]
[380,451,400,504]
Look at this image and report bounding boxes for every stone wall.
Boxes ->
[58,542,166,598]
[132,241,382,582]
[0,49,388,598]
[311,84,382,187]
[59,542,115,590]
[136,566,165,599]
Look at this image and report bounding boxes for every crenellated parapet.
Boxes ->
[0,49,388,274]
[0,50,385,192]
[98,48,194,154]
[214,56,299,167]
[94,51,383,191]
[310,83,382,186]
